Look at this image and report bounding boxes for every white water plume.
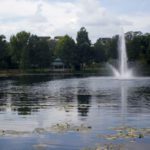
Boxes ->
[109,29,133,79]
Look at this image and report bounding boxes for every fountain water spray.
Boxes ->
[119,31,128,76]
[110,30,133,79]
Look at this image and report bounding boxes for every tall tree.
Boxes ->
[76,27,92,69]
[93,38,111,63]
[108,35,118,60]
[28,35,52,68]
[0,35,9,69]
[10,31,30,69]
[76,27,91,46]
[55,35,77,68]
[147,41,150,64]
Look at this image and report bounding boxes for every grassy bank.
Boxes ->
[1,63,150,78]
[0,66,110,77]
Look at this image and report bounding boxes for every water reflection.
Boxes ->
[77,95,91,117]
[0,91,49,115]
[120,81,128,126]
[0,76,150,150]
[0,76,150,132]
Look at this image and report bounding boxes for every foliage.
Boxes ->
[55,35,76,68]
[1,28,150,71]
[126,32,150,63]
[10,31,30,69]
[9,31,51,70]
[28,35,52,68]
[0,35,10,69]
[76,27,91,46]
[76,27,92,69]
[93,38,110,63]
[109,35,118,59]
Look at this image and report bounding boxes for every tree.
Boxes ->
[147,42,150,64]
[28,35,52,68]
[55,35,77,68]
[108,35,118,60]
[125,31,142,41]
[76,27,91,46]
[76,27,92,69]
[48,39,57,59]
[126,34,144,61]
[10,31,30,69]
[10,32,52,70]
[0,35,10,69]
[93,38,110,63]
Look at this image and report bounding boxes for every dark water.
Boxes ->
[0,75,150,150]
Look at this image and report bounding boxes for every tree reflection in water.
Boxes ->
[77,94,91,117]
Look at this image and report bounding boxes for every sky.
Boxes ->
[0,0,150,42]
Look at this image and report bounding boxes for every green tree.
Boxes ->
[55,35,76,68]
[48,39,57,59]
[76,27,91,46]
[10,32,52,70]
[0,35,10,69]
[28,35,51,68]
[126,34,143,61]
[93,38,111,63]
[76,27,92,69]
[108,35,118,60]
[147,43,150,64]
[10,31,30,69]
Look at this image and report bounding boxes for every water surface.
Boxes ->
[0,75,150,150]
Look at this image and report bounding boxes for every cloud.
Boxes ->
[119,13,150,33]
[74,0,134,41]
[29,4,47,23]
[0,0,149,42]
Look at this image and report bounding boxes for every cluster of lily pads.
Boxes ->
[48,123,92,133]
[0,122,92,136]
[1,124,150,143]
[98,126,150,140]
[82,144,124,150]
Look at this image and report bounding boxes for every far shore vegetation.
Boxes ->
[0,27,150,75]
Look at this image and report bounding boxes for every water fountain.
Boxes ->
[110,30,133,79]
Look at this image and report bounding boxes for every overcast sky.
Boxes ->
[0,0,150,42]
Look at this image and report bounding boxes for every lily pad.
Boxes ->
[49,123,92,133]
[100,126,150,140]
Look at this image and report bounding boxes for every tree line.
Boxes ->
[0,27,150,71]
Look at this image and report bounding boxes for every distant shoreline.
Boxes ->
[0,69,103,78]
[0,64,150,77]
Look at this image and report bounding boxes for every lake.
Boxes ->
[0,75,150,150]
